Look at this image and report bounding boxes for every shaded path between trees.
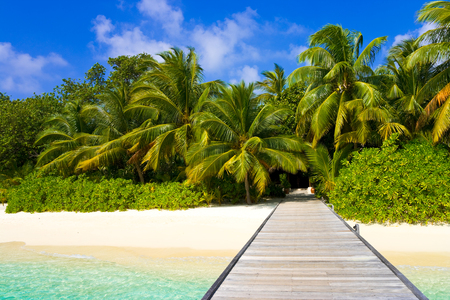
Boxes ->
[203,192,427,299]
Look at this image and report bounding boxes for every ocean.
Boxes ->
[1,243,449,299]
[0,243,229,299]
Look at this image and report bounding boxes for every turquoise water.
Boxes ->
[1,246,449,299]
[398,265,450,300]
[0,245,229,299]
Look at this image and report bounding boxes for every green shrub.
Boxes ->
[330,135,450,224]
[208,174,246,202]
[262,182,286,198]
[132,182,205,210]
[5,175,207,213]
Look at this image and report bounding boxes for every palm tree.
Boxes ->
[35,100,102,175]
[379,38,439,136]
[76,83,158,182]
[256,63,287,103]
[289,24,407,147]
[187,82,307,204]
[407,1,450,142]
[122,48,222,172]
[304,144,353,195]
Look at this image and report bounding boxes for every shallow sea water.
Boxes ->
[1,244,449,300]
[398,265,450,300]
[0,244,229,299]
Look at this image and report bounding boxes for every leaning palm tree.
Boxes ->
[407,1,450,142]
[123,48,222,171]
[256,63,287,103]
[187,82,307,204]
[289,24,407,147]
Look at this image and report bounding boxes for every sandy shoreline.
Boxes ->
[346,220,450,267]
[1,201,450,268]
[0,201,277,262]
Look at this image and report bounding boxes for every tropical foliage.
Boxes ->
[330,134,450,224]
[0,93,63,171]
[6,175,207,213]
[187,82,307,204]
[2,1,450,218]
[289,25,409,147]
[256,63,288,103]
[304,144,353,195]
[408,1,450,142]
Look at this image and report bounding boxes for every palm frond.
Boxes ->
[323,61,353,81]
[77,147,127,172]
[35,129,74,145]
[187,149,237,183]
[432,93,450,142]
[142,129,177,171]
[378,123,411,140]
[298,47,335,69]
[407,43,450,68]
[311,92,340,143]
[354,36,387,70]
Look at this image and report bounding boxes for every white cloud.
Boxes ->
[392,33,414,46]
[418,22,438,36]
[91,15,171,58]
[89,5,310,83]
[289,45,308,60]
[116,0,125,10]
[137,0,184,35]
[0,42,68,94]
[230,65,261,84]
[286,23,306,35]
[192,8,259,71]
[391,22,439,48]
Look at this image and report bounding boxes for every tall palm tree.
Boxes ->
[122,48,222,171]
[289,24,407,147]
[187,82,307,204]
[407,1,450,142]
[256,63,287,103]
[380,38,438,136]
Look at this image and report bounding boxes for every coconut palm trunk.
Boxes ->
[134,161,145,184]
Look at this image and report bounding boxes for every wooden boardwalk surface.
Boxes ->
[204,194,427,300]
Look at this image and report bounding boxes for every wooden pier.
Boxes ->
[203,194,427,300]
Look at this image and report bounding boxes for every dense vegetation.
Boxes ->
[4,173,284,212]
[5,175,207,213]
[2,1,450,220]
[330,135,450,224]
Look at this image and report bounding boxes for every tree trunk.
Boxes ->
[134,161,145,184]
[244,173,252,205]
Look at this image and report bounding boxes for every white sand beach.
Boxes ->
[347,220,450,267]
[1,200,450,267]
[0,201,277,262]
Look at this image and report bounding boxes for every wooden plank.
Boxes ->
[203,194,427,300]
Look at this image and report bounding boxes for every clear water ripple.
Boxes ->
[0,249,228,299]
[1,247,449,299]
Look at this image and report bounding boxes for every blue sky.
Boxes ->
[0,0,433,99]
